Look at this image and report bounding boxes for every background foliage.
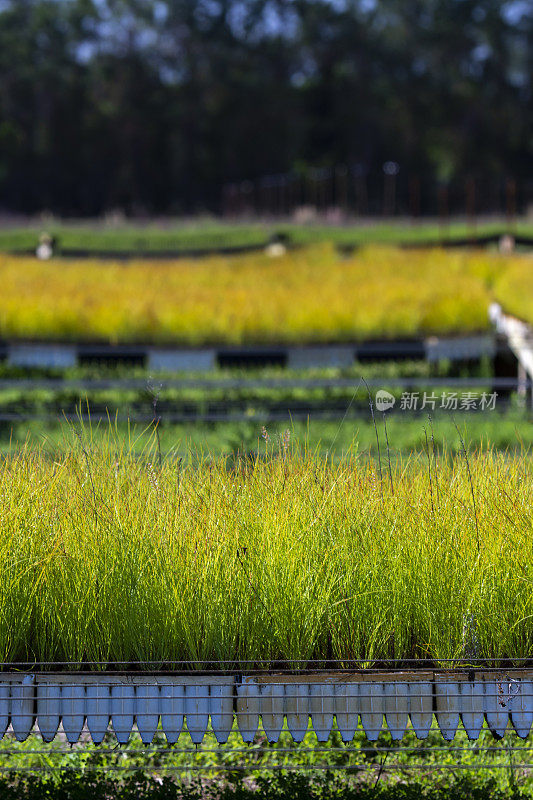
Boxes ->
[0,0,530,215]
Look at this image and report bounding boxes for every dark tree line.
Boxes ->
[0,0,531,216]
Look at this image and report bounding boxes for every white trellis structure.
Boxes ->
[490,302,533,406]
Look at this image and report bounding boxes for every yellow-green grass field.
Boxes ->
[494,257,533,327]
[1,245,518,344]
[1,430,533,667]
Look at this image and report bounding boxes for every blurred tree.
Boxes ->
[0,0,529,215]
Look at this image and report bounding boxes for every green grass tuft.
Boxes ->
[0,427,532,667]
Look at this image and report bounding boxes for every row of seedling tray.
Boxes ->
[0,671,531,745]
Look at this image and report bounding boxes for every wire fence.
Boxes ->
[0,375,522,426]
[3,657,533,670]
[0,659,528,673]
[0,730,530,776]
[0,376,514,391]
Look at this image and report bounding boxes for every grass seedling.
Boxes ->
[428,414,440,505]
[454,418,480,554]
[362,377,383,499]
[147,379,163,469]
[424,427,435,517]
[382,411,394,495]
